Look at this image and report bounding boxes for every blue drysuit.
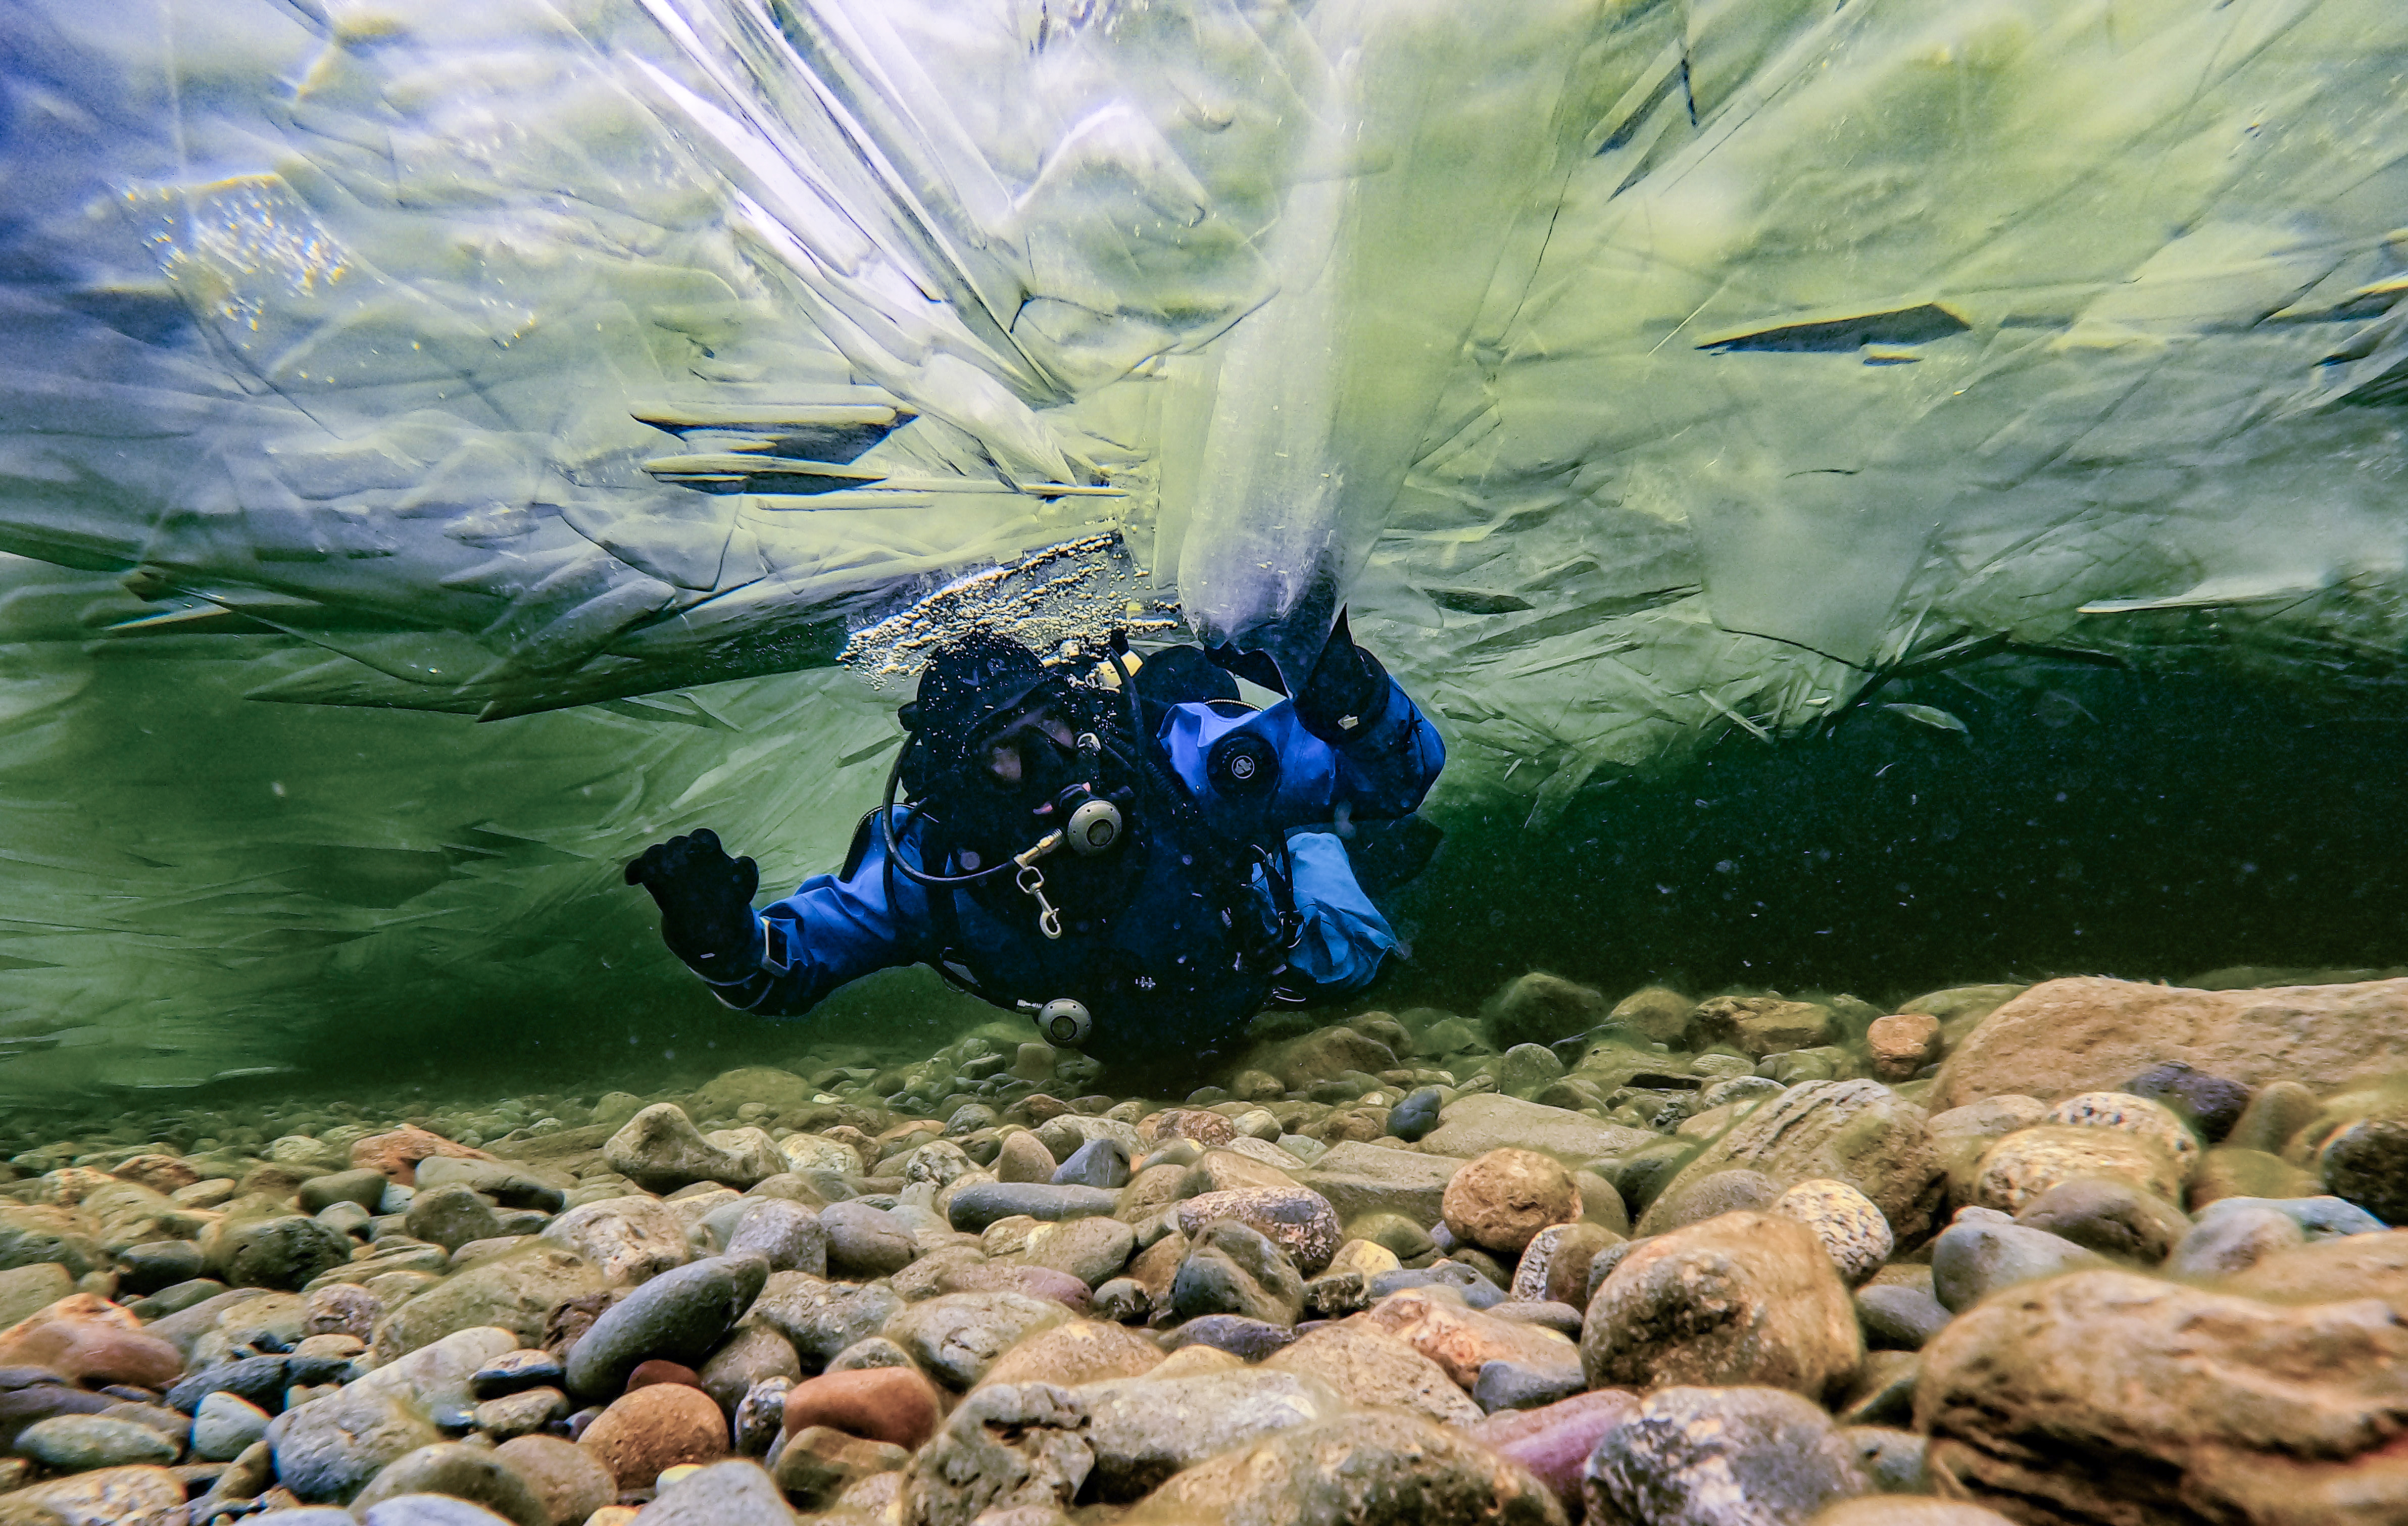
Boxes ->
[682,674,1444,1066]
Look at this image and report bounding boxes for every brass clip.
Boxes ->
[1016,861,1063,939]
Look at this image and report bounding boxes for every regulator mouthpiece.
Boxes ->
[1038,998,1093,1047]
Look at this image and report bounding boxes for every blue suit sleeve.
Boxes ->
[689,809,933,1016]
[1161,671,1444,829]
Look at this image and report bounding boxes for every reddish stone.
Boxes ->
[1357,1288,1582,1389]
[780,1367,942,1452]
[1471,1390,1643,1513]
[351,1125,496,1186]
[105,1160,197,1194]
[1146,1110,1238,1148]
[1020,1095,1072,1124]
[625,1360,701,1393]
[0,1296,181,1390]
[939,1263,1091,1312]
[577,1383,727,1489]
[34,1168,116,1207]
[1869,1012,1943,1082]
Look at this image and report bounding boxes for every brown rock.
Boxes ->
[1689,995,1835,1058]
[1176,1150,1298,1198]
[1126,1233,1187,1299]
[1115,1163,1189,1227]
[494,1434,617,1526]
[2226,1079,2321,1155]
[1137,1408,1566,1524]
[993,1133,1056,1185]
[1607,986,1697,1045]
[1248,1026,1402,1092]
[1146,1110,1237,1148]
[1582,1211,1863,1398]
[782,1366,942,1451]
[773,1423,910,1509]
[2221,1227,2408,1305]
[1919,1268,2408,1524]
[2190,1147,2319,1208]
[1300,1107,1390,1146]
[1969,1125,2185,1213]
[977,1319,1162,1389]
[1639,1080,1941,1243]
[108,1156,200,1195]
[1359,1287,1582,1389]
[1868,1013,1942,1082]
[2012,1178,2191,1263]
[577,1383,728,1489]
[1266,1321,1482,1425]
[352,1125,495,1186]
[1442,1149,1580,1256]
[1174,1186,1342,1275]
[1644,1167,1784,1235]
[939,1262,1092,1312]
[626,1358,701,1391]
[1294,1142,1463,1226]
[1812,1501,2020,1526]
[1928,1097,2050,1207]
[0,1295,181,1388]
[13,1464,185,1525]
[1415,1095,1655,1166]
[1510,1221,1621,1306]
[1931,975,2408,1111]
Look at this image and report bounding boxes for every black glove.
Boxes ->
[1294,609,1394,747]
[623,828,760,971]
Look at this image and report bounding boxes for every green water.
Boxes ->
[8,640,2403,1150]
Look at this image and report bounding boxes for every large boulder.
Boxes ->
[1918,1268,2408,1523]
[1931,976,2408,1112]
[1638,1080,1940,1243]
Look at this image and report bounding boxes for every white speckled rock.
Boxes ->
[1971,1126,2185,1214]
[2044,1093,2200,1173]
[1774,1179,1894,1286]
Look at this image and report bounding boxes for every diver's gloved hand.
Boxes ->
[623,828,761,973]
[1294,609,1395,747]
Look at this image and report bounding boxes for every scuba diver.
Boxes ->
[623,617,1445,1082]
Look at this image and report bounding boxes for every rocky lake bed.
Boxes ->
[0,969,2402,1524]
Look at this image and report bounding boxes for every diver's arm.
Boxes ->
[633,813,931,1016]
[1276,611,1444,818]
[1163,678,1443,825]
